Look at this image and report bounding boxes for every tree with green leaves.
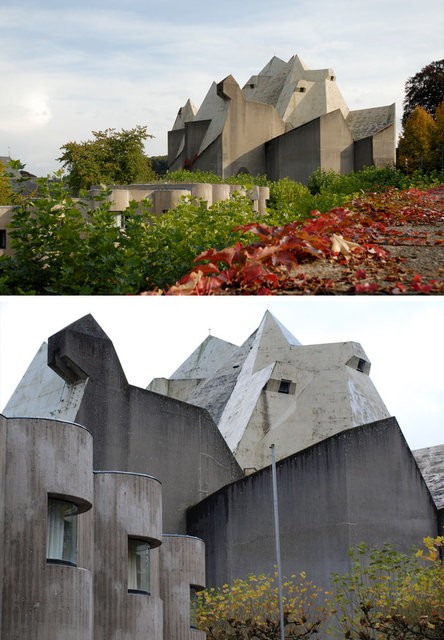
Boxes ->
[332,536,444,640]
[0,160,14,205]
[402,60,444,125]
[398,105,440,172]
[0,171,153,294]
[59,125,156,193]
[196,571,329,639]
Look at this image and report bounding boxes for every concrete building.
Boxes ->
[0,414,206,640]
[148,310,391,471]
[1,313,442,636]
[168,55,396,182]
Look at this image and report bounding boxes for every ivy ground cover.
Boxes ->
[145,186,444,295]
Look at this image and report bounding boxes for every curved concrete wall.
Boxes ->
[160,535,206,640]
[93,471,163,640]
[0,415,93,640]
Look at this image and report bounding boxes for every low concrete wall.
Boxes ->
[101,182,269,216]
[187,417,438,589]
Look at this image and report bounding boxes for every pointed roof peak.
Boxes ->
[51,314,110,341]
[257,310,301,346]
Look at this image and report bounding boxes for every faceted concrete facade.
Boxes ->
[149,311,391,471]
[169,54,396,181]
[188,417,439,588]
[1,313,441,636]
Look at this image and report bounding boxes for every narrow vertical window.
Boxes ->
[128,538,150,594]
[47,498,78,566]
[190,586,199,629]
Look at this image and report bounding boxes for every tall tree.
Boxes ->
[59,125,156,193]
[402,59,444,125]
[398,105,438,171]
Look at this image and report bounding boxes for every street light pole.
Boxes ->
[270,444,285,640]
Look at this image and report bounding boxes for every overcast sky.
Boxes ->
[1,0,443,175]
[0,296,442,452]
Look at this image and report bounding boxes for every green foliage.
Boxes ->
[196,571,329,639]
[163,168,269,187]
[2,163,443,295]
[0,160,14,205]
[137,193,261,289]
[150,155,168,177]
[403,59,444,125]
[398,105,441,172]
[307,166,410,196]
[331,536,444,639]
[0,173,152,294]
[195,538,444,640]
[266,176,350,224]
[59,125,156,193]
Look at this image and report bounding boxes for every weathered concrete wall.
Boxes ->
[187,417,438,589]
[160,535,206,640]
[0,415,93,640]
[94,471,163,640]
[214,75,286,178]
[47,316,243,533]
[373,124,396,166]
[266,118,321,184]
[320,109,354,174]
[354,136,374,170]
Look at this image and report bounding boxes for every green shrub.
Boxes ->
[138,193,261,289]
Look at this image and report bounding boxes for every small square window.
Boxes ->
[357,358,366,373]
[128,538,150,594]
[278,379,291,394]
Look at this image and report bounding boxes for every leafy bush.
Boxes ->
[332,536,444,639]
[137,193,261,289]
[0,175,151,294]
[196,571,329,639]
[162,168,269,187]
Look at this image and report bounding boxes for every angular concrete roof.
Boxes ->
[347,104,395,140]
[170,334,238,380]
[242,54,349,128]
[413,445,444,510]
[2,342,86,421]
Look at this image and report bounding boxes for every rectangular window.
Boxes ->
[47,498,78,566]
[128,538,150,594]
[0,230,6,249]
[278,379,291,394]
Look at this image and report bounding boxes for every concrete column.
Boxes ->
[107,189,130,212]
[152,189,190,215]
[211,184,230,203]
[160,535,206,640]
[229,184,245,197]
[1,416,94,640]
[258,186,270,214]
[190,183,213,207]
[94,471,163,640]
